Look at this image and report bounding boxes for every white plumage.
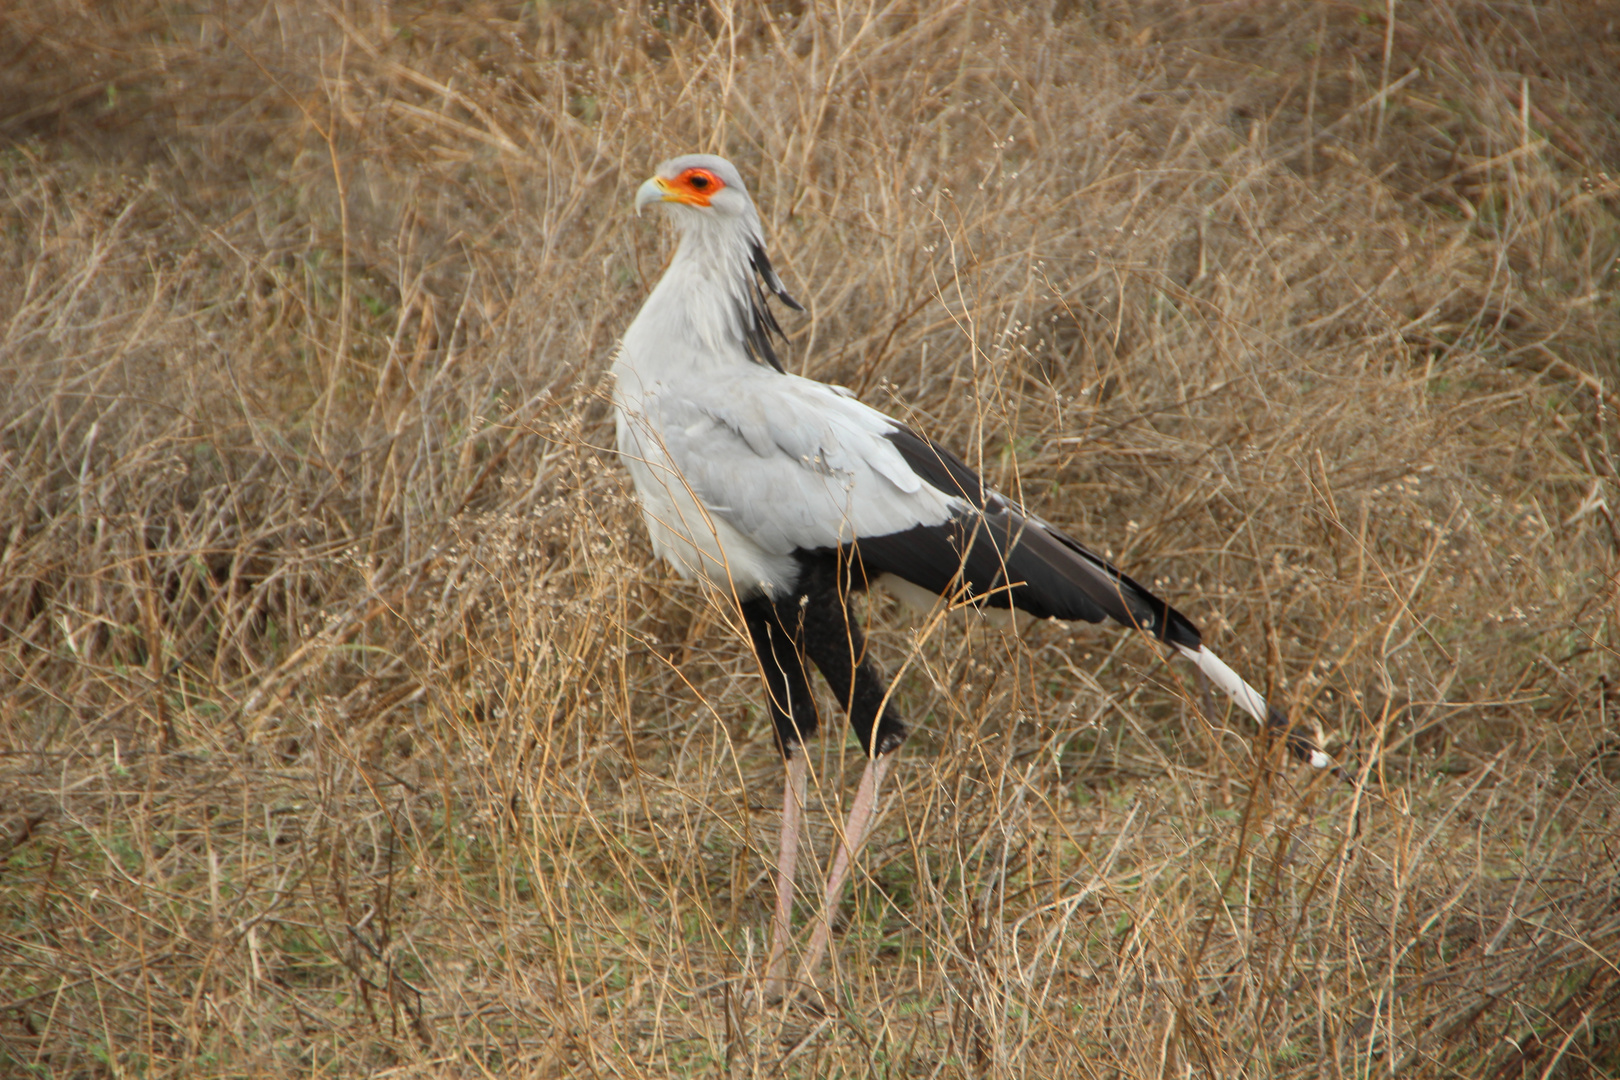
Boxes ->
[615,368,960,591]
[613,153,1328,999]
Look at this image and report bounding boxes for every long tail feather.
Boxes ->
[1176,644,1332,769]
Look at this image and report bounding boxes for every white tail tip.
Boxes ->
[1176,644,1332,768]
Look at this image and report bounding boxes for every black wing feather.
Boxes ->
[842,427,1202,650]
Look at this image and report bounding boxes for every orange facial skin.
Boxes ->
[658,167,725,206]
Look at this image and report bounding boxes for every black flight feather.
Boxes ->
[834,427,1204,650]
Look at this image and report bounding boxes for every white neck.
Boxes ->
[619,212,772,381]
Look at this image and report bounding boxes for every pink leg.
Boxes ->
[763,751,808,1000]
[797,752,892,985]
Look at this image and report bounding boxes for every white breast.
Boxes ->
[614,372,801,599]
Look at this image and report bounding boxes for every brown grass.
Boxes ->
[2,1,1617,1076]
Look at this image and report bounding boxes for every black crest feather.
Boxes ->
[739,240,804,373]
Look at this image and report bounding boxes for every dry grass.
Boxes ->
[2,1,1618,1076]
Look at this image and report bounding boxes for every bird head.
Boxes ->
[635,154,756,223]
[634,154,805,324]
[630,154,804,370]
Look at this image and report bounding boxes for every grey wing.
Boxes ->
[649,377,959,555]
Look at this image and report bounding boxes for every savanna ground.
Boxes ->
[2,1,1618,1076]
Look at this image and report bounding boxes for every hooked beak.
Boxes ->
[635,176,672,216]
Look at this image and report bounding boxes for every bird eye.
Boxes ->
[688,173,710,189]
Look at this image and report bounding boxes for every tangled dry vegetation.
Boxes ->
[2,2,1618,1076]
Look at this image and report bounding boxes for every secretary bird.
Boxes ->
[612,153,1329,999]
